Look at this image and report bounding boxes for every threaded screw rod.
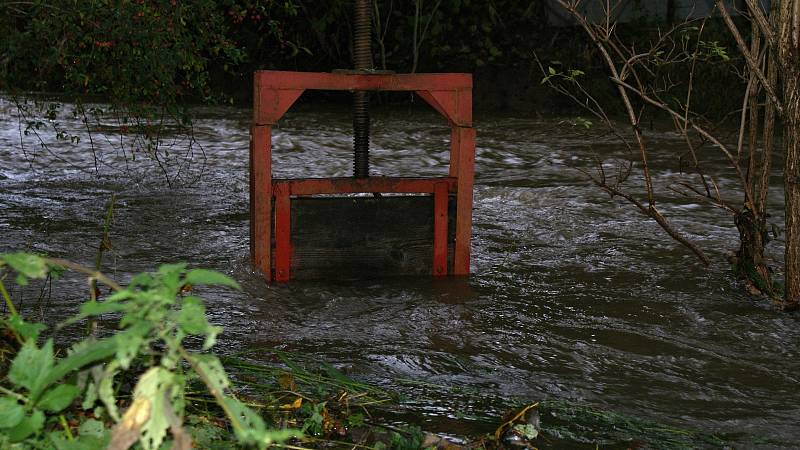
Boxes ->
[352,0,373,178]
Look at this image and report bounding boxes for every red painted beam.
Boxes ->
[251,125,272,279]
[433,182,449,277]
[274,183,291,282]
[253,87,304,125]
[452,127,476,276]
[415,89,472,127]
[255,71,471,92]
[254,71,473,126]
[273,177,457,196]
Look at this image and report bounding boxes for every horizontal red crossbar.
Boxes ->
[273,177,457,196]
[255,71,472,91]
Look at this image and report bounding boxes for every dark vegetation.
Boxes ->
[0,1,746,114]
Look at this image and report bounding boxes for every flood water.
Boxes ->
[1,97,799,448]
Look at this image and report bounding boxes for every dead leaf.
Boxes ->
[108,398,150,450]
[280,397,303,410]
[278,373,295,390]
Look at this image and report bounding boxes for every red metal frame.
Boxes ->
[250,70,475,281]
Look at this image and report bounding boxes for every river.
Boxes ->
[1,97,798,448]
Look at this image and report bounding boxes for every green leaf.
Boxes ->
[176,296,209,335]
[193,355,230,394]
[133,367,175,450]
[49,264,66,281]
[97,363,121,421]
[80,299,127,316]
[113,322,151,369]
[184,269,241,290]
[0,397,25,429]
[78,418,106,438]
[5,314,47,341]
[203,325,222,350]
[128,272,154,290]
[104,290,134,302]
[82,380,98,411]
[43,338,117,390]
[158,262,188,293]
[37,384,80,412]
[512,423,539,439]
[7,409,45,442]
[1,253,48,280]
[548,66,557,75]
[223,397,297,448]
[9,339,54,400]
[50,433,81,450]
[15,273,28,286]
[60,298,128,329]
[346,413,364,428]
[50,429,109,450]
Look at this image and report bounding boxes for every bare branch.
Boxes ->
[757,9,779,218]
[744,0,776,46]
[677,18,713,198]
[610,76,757,209]
[553,0,710,265]
[554,0,656,207]
[669,182,738,214]
[735,73,755,163]
[587,176,710,265]
[716,0,784,116]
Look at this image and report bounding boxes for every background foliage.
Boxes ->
[0,0,749,114]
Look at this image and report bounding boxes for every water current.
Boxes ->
[1,97,798,447]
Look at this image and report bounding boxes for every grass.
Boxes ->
[183,351,733,449]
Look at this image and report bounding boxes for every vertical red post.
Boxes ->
[274,183,292,282]
[249,134,254,261]
[433,182,449,277]
[251,125,272,279]
[449,127,461,178]
[453,126,475,275]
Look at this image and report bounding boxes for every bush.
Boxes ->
[0,252,297,449]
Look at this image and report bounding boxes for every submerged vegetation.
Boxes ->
[0,252,731,449]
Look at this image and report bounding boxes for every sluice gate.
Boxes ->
[248,1,475,282]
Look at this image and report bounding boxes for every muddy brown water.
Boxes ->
[1,98,799,447]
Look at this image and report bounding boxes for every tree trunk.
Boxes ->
[735,208,773,295]
[783,78,800,306]
[778,0,800,307]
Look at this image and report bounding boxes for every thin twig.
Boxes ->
[716,0,784,116]
[611,76,757,209]
[45,258,122,292]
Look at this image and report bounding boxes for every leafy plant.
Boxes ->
[540,66,585,85]
[0,252,298,449]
